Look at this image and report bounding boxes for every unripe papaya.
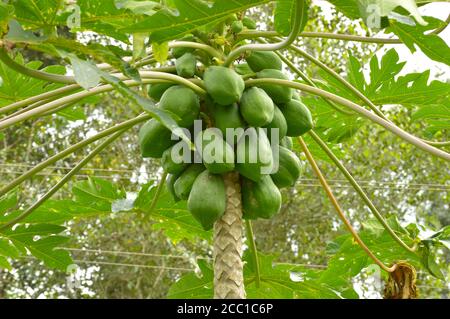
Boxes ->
[195,129,235,174]
[188,170,226,230]
[211,103,246,142]
[240,87,274,127]
[242,17,257,29]
[225,14,238,24]
[242,175,282,220]
[172,35,196,58]
[264,105,287,140]
[246,51,282,72]
[139,120,177,158]
[271,146,302,188]
[174,164,205,200]
[204,66,245,106]
[167,173,181,202]
[176,53,196,78]
[280,136,293,150]
[231,20,243,34]
[148,83,175,101]
[256,69,293,104]
[236,128,273,182]
[159,86,200,128]
[280,99,313,137]
[161,141,191,175]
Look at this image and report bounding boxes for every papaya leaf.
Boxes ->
[0,191,17,215]
[388,16,450,66]
[0,224,72,271]
[152,41,169,64]
[121,0,271,43]
[11,0,63,29]
[167,259,213,299]
[0,3,14,35]
[0,53,65,106]
[135,182,211,243]
[115,0,161,16]
[73,177,126,212]
[274,0,309,36]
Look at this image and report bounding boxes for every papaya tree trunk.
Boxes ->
[213,171,246,299]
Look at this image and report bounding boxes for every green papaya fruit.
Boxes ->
[236,128,273,182]
[271,146,302,188]
[246,51,282,72]
[240,87,274,127]
[280,99,314,137]
[242,17,257,29]
[167,173,182,202]
[292,92,301,101]
[175,53,196,78]
[264,105,287,140]
[204,66,245,106]
[148,83,175,102]
[256,69,293,104]
[280,136,293,150]
[174,164,205,200]
[172,35,196,58]
[242,175,282,220]
[195,129,235,174]
[159,86,200,127]
[188,170,226,230]
[139,120,177,158]
[225,14,238,24]
[211,103,246,145]
[161,141,191,175]
[235,62,254,76]
[231,20,243,34]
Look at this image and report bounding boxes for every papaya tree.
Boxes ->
[0,0,449,299]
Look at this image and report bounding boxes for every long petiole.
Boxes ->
[298,137,398,273]
[245,220,261,288]
[245,78,450,161]
[309,130,416,253]
[0,114,152,197]
[0,130,126,231]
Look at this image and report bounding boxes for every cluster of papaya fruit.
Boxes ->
[139,24,313,231]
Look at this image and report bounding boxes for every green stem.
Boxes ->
[0,114,151,197]
[144,172,168,220]
[239,30,403,44]
[286,42,389,121]
[298,137,397,273]
[169,41,224,60]
[308,130,416,253]
[0,130,125,231]
[245,78,450,161]
[0,74,205,130]
[0,48,76,84]
[223,0,306,66]
[245,220,261,288]
[273,49,353,116]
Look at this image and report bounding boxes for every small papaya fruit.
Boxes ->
[159,86,200,128]
[240,87,275,127]
[231,20,243,34]
[236,128,273,182]
[172,35,196,58]
[280,136,293,150]
[174,164,205,200]
[204,66,245,106]
[176,53,196,78]
[211,103,246,142]
[246,51,282,72]
[188,170,226,230]
[256,69,293,104]
[148,83,175,102]
[242,17,257,29]
[195,129,235,174]
[242,175,282,219]
[161,141,191,175]
[167,173,182,202]
[264,105,287,140]
[280,99,313,137]
[139,120,177,158]
[271,146,302,188]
